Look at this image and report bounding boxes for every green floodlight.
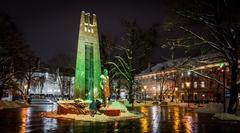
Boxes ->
[74,11,102,100]
[219,62,225,68]
[219,60,225,73]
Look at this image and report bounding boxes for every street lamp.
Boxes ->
[202,94,205,104]
[175,87,178,91]
[175,87,178,102]
[153,86,156,101]
[219,61,226,112]
[144,86,147,103]
[185,82,191,107]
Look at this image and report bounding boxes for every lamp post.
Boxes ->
[185,82,191,107]
[153,86,156,101]
[223,69,226,112]
[219,62,226,112]
[175,87,178,102]
[144,86,147,103]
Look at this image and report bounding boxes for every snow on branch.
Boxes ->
[189,69,230,89]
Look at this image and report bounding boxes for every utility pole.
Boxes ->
[219,61,226,112]
[223,69,226,112]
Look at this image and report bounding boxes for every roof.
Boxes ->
[141,53,224,74]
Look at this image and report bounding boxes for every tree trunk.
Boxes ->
[128,84,134,109]
[27,80,31,96]
[227,62,239,114]
[160,90,163,102]
[171,90,175,102]
[0,87,3,99]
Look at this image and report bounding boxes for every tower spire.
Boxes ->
[74,11,101,100]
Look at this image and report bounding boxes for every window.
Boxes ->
[210,81,213,87]
[187,71,191,76]
[181,83,184,88]
[227,79,230,86]
[194,82,197,88]
[84,15,88,23]
[201,81,205,88]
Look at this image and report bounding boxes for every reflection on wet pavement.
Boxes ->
[0,104,240,133]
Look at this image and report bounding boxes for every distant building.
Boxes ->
[29,67,75,99]
[135,53,240,102]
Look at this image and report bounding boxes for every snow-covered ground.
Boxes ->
[195,103,223,113]
[42,101,144,122]
[213,113,240,122]
[107,101,128,112]
[0,100,29,110]
[124,101,155,107]
[41,111,143,122]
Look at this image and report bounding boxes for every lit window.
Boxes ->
[181,83,184,88]
[84,27,87,32]
[194,82,197,88]
[181,73,184,77]
[226,67,230,72]
[201,81,205,88]
[187,71,191,76]
[91,29,94,33]
[185,82,191,88]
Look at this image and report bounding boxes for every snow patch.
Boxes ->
[0,100,29,110]
[107,101,128,112]
[195,103,223,113]
[124,101,153,107]
[41,111,144,122]
[57,99,92,104]
[213,113,240,121]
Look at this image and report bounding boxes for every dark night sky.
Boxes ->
[0,0,167,62]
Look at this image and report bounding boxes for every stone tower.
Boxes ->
[74,11,101,100]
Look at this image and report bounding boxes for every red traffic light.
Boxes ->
[220,68,225,73]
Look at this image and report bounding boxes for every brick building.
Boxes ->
[135,53,240,103]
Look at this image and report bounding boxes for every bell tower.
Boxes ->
[74,11,101,100]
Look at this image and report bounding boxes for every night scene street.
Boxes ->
[0,0,240,133]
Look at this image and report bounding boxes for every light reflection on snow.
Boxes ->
[19,108,27,133]
[15,103,203,133]
[151,106,160,133]
[183,112,198,133]
[40,104,58,132]
[173,107,180,133]
[183,115,193,133]
[18,104,58,133]
[113,121,119,132]
[139,106,149,133]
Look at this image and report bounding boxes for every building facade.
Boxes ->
[29,68,75,99]
[135,53,240,103]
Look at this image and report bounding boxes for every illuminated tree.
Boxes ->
[108,49,136,108]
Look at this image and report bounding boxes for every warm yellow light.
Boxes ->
[24,84,28,89]
[175,87,178,91]
[185,82,191,88]
[144,85,147,89]
[141,89,144,92]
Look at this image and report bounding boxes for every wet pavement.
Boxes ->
[0,104,240,133]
